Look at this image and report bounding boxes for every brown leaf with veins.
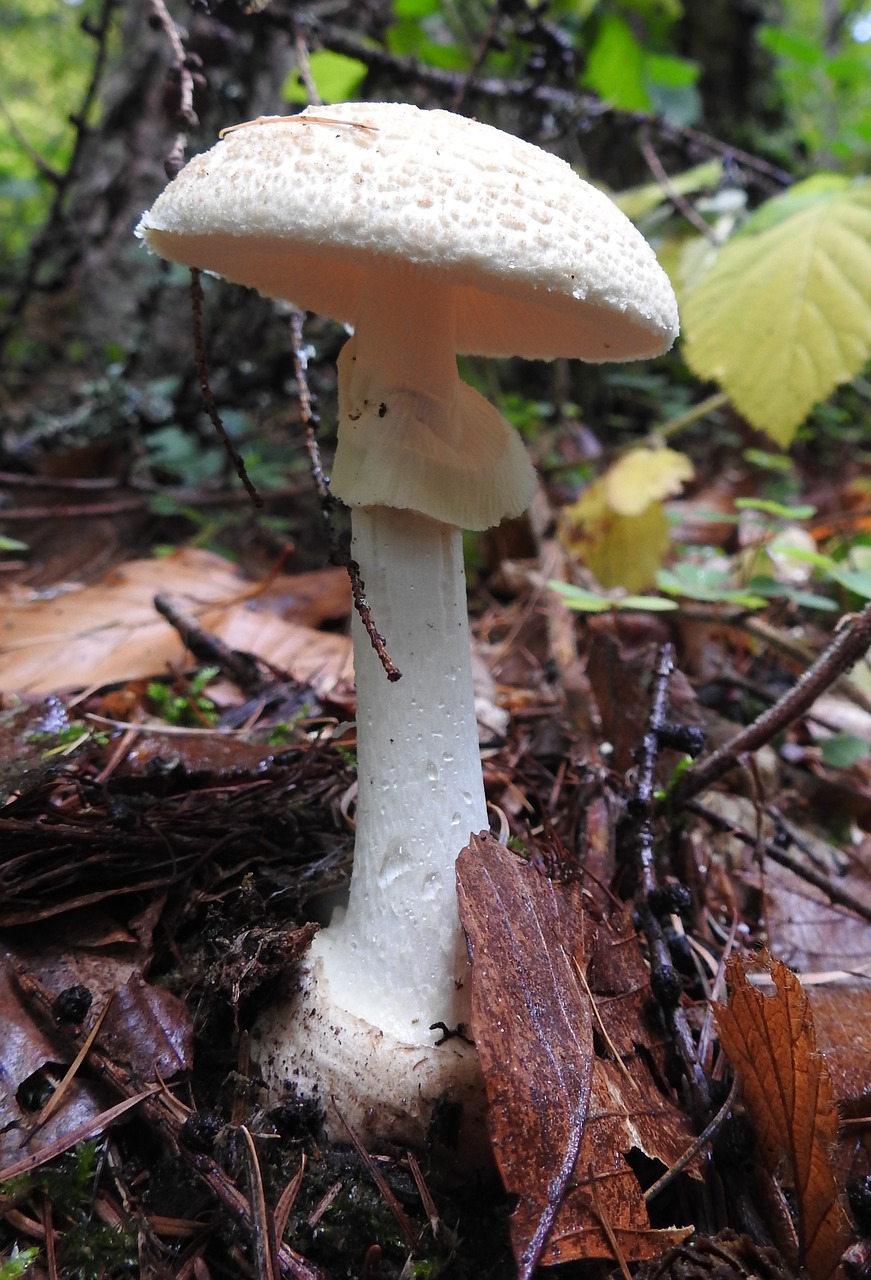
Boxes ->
[715,954,852,1280]
[457,833,693,1276]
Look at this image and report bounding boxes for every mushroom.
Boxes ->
[136,102,678,1149]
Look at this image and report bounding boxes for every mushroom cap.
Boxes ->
[137,102,678,362]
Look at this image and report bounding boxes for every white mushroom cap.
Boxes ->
[136,101,678,362]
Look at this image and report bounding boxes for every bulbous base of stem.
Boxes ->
[252,937,487,1157]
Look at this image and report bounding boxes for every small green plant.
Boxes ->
[26,720,109,759]
[0,1245,39,1280]
[147,666,220,727]
[1,1142,136,1279]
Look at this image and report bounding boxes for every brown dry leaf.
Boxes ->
[0,920,194,1165]
[457,833,692,1276]
[0,548,353,697]
[715,953,852,1280]
[700,792,871,977]
[807,986,871,1118]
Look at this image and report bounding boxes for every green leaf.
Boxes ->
[743,577,837,611]
[392,0,440,15]
[584,16,650,110]
[734,498,817,520]
[682,178,871,446]
[736,174,850,236]
[283,50,368,105]
[548,581,678,612]
[0,1244,39,1280]
[656,563,768,608]
[821,734,870,769]
[743,448,795,472]
[825,566,871,599]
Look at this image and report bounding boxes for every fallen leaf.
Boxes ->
[715,953,852,1280]
[0,548,353,698]
[0,921,194,1166]
[559,448,693,592]
[457,833,693,1274]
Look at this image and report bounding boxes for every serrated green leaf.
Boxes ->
[736,174,850,237]
[682,178,871,446]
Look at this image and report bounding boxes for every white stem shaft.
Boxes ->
[323,505,488,1042]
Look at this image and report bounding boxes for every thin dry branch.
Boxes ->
[672,602,871,806]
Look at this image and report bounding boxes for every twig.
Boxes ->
[645,391,730,446]
[686,798,871,928]
[292,27,322,106]
[190,269,263,508]
[644,1075,739,1203]
[239,1126,279,1280]
[274,1155,307,1243]
[289,312,401,682]
[10,966,328,1280]
[639,130,719,242]
[153,592,268,697]
[148,0,199,175]
[629,644,711,1116]
[671,602,871,806]
[0,96,62,185]
[330,1100,421,1253]
[300,21,793,190]
[450,0,507,113]
[0,1090,160,1183]
[587,1164,633,1280]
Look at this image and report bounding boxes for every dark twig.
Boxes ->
[450,0,507,114]
[303,21,793,190]
[239,1125,280,1280]
[289,312,402,682]
[644,1075,739,1203]
[639,129,719,242]
[629,645,711,1117]
[153,592,269,698]
[687,798,871,928]
[671,602,871,807]
[190,269,263,508]
[148,0,199,175]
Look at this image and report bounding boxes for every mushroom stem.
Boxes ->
[255,505,489,1146]
[331,266,536,532]
[327,504,488,1039]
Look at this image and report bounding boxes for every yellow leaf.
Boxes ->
[604,447,694,516]
[559,448,692,592]
[682,177,871,446]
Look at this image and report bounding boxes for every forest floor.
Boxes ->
[1,455,871,1280]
